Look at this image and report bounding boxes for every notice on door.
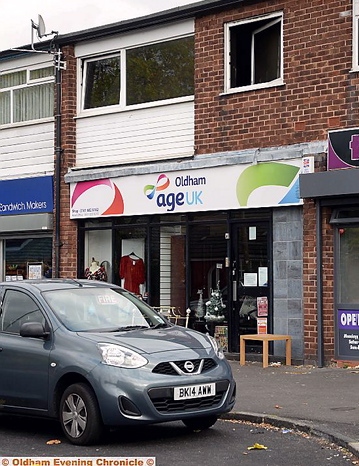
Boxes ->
[244,273,257,287]
[257,317,268,334]
[258,267,268,286]
[257,297,268,317]
[337,309,359,359]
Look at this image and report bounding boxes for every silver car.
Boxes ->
[0,279,236,445]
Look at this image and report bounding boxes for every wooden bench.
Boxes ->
[240,334,292,368]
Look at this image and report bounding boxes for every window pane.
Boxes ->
[0,71,26,89]
[13,83,54,122]
[230,24,252,87]
[0,91,11,124]
[253,21,281,84]
[126,36,194,105]
[230,16,281,88]
[84,56,121,109]
[30,67,54,80]
[339,227,359,303]
[5,237,52,280]
[189,222,228,317]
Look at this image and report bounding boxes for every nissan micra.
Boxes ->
[0,279,236,445]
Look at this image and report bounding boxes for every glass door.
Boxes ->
[229,222,270,352]
[336,225,359,360]
[188,218,228,334]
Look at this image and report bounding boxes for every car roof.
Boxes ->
[0,279,120,292]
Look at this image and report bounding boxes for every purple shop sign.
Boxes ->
[328,129,359,170]
[338,310,359,330]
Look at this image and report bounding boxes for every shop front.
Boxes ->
[0,176,53,281]
[300,128,359,364]
[70,160,303,354]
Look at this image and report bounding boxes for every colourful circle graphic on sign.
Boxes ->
[71,179,124,216]
[236,162,300,206]
[144,174,170,199]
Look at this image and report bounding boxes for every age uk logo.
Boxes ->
[144,173,204,212]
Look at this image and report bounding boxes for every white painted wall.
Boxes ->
[76,101,194,168]
[0,121,54,179]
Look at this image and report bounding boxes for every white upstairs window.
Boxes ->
[0,66,54,126]
[225,12,283,93]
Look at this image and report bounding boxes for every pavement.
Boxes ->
[224,359,359,457]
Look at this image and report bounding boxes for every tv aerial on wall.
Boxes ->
[31,15,58,42]
[11,14,58,53]
[32,15,47,39]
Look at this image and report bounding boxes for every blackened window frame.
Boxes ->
[225,12,284,93]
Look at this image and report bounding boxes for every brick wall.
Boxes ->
[195,0,358,154]
[55,44,78,278]
[322,207,335,361]
[303,198,335,363]
[302,199,318,362]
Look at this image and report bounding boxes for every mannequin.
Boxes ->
[85,257,108,281]
[90,259,100,273]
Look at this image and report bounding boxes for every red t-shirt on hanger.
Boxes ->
[119,255,145,294]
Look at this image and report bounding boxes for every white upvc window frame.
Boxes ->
[79,34,194,116]
[81,52,122,111]
[224,11,284,94]
[0,65,54,127]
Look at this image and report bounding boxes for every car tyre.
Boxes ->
[182,415,218,431]
[60,383,103,445]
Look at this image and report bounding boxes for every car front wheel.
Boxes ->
[182,415,218,431]
[60,383,103,445]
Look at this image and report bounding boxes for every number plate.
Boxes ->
[173,383,216,400]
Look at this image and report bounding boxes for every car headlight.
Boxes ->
[98,343,148,368]
[208,335,225,360]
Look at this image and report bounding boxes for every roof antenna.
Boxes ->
[32,14,47,41]
[11,14,58,53]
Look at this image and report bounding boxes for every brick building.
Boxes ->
[2,0,359,364]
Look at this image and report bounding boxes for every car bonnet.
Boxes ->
[77,326,212,354]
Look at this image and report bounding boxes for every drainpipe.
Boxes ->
[53,46,63,278]
[316,201,324,367]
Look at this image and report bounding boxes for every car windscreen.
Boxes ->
[42,287,168,331]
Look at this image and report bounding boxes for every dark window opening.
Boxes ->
[230,16,281,88]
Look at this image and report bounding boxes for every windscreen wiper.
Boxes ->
[150,322,168,329]
[110,325,149,332]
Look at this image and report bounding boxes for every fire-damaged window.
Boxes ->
[225,12,283,92]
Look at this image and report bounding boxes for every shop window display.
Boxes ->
[85,258,108,281]
[4,237,52,280]
[118,238,146,298]
[84,225,112,282]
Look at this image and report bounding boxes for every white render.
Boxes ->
[76,101,194,168]
[0,121,54,179]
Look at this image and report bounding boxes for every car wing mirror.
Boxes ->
[20,321,50,339]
